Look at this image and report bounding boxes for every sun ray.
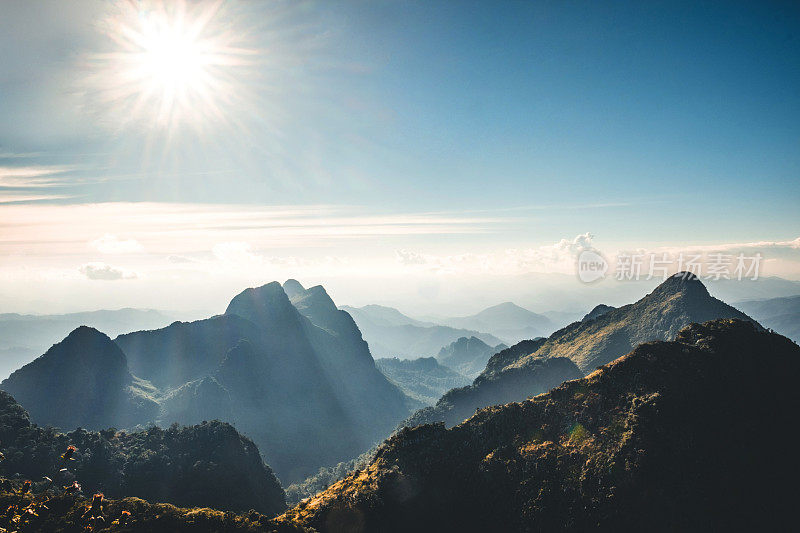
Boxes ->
[83,0,258,138]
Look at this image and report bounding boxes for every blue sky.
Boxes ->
[0,0,798,313]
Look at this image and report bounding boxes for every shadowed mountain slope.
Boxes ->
[405,353,581,428]
[115,280,415,483]
[1,281,415,485]
[0,327,158,430]
[0,390,286,515]
[284,282,419,425]
[115,313,263,389]
[279,320,799,532]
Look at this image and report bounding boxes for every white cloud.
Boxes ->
[0,202,500,260]
[90,234,144,254]
[647,237,800,254]
[395,233,596,275]
[212,241,261,264]
[79,262,137,281]
[395,249,428,265]
[554,232,595,253]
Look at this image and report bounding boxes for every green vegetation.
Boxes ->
[2,281,416,485]
[499,273,758,373]
[404,355,582,428]
[284,448,376,506]
[0,391,286,515]
[0,489,308,532]
[278,320,799,531]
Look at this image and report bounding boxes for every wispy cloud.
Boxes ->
[0,193,74,204]
[0,165,75,188]
[620,238,800,258]
[0,202,504,257]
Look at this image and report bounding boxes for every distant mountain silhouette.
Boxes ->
[376,357,470,405]
[340,304,433,327]
[7,281,416,484]
[342,304,504,358]
[0,308,177,379]
[735,294,800,343]
[436,336,508,378]
[278,320,798,532]
[437,302,556,343]
[0,326,158,430]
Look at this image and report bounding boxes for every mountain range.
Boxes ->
[488,273,759,375]
[0,308,178,380]
[341,304,505,358]
[431,302,556,343]
[1,280,417,484]
[405,273,760,429]
[375,357,471,405]
[1,274,796,531]
[278,319,798,531]
[1,327,160,430]
[735,295,800,343]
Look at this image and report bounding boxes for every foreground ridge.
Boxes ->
[277,319,798,532]
[0,487,309,533]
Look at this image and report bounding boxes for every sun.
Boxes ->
[136,16,209,98]
[87,0,256,134]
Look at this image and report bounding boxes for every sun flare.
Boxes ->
[87,0,256,133]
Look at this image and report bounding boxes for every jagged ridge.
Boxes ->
[278,320,799,532]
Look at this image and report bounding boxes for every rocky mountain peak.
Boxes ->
[647,271,710,300]
[224,282,299,328]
